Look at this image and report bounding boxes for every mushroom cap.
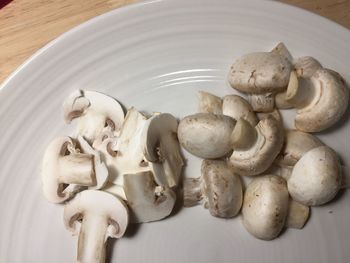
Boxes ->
[242,175,289,240]
[141,113,184,188]
[222,95,258,126]
[41,136,93,203]
[228,52,292,94]
[63,90,125,142]
[276,130,324,166]
[288,146,342,206]
[178,113,236,159]
[64,190,129,238]
[295,69,349,132]
[198,91,223,114]
[294,56,322,78]
[229,116,284,176]
[201,160,243,218]
[124,172,176,223]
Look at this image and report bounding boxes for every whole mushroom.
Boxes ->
[229,115,284,176]
[281,68,349,132]
[64,190,129,263]
[242,175,289,240]
[184,160,243,218]
[228,43,293,112]
[287,146,342,206]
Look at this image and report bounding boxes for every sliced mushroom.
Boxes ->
[242,175,289,240]
[42,136,95,203]
[222,95,258,126]
[141,113,184,188]
[63,90,125,142]
[184,160,243,218]
[229,115,284,176]
[198,91,222,114]
[285,69,349,132]
[123,171,176,223]
[276,129,324,166]
[287,146,342,206]
[178,113,236,159]
[95,108,183,199]
[64,190,128,263]
[93,108,149,200]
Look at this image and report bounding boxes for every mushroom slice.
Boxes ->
[229,115,284,176]
[141,113,184,188]
[228,46,292,94]
[178,113,236,159]
[222,95,258,126]
[198,91,223,114]
[286,198,310,229]
[123,172,176,223]
[94,108,149,200]
[41,136,95,203]
[286,69,349,132]
[63,90,125,142]
[64,190,129,263]
[77,136,109,190]
[184,160,243,218]
[276,129,324,166]
[287,146,342,206]
[242,175,289,240]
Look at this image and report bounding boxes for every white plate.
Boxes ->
[1,0,350,262]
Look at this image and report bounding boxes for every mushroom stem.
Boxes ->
[285,71,314,108]
[286,199,310,229]
[231,118,257,150]
[77,214,107,263]
[248,93,274,112]
[59,153,95,186]
[183,177,203,207]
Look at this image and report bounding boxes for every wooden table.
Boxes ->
[0,0,349,84]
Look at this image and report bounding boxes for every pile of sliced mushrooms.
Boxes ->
[41,43,350,261]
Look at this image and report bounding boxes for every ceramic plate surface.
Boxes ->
[1,0,350,262]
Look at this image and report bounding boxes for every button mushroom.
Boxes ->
[63,90,125,143]
[229,115,284,176]
[123,171,176,223]
[276,129,324,167]
[283,69,349,132]
[286,198,310,229]
[64,190,128,263]
[183,160,243,218]
[228,43,293,112]
[222,94,258,126]
[287,146,342,206]
[41,136,108,203]
[242,175,289,240]
[294,56,322,78]
[198,91,222,114]
[178,113,236,159]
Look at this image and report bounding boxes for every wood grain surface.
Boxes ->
[0,0,349,84]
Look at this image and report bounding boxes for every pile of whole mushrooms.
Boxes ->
[41,43,350,262]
